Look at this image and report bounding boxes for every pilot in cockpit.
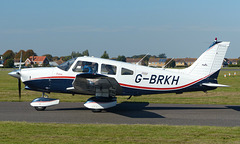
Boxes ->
[82,62,93,73]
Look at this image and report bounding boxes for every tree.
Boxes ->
[52,56,60,61]
[42,62,50,67]
[116,55,126,62]
[3,59,14,68]
[2,50,15,60]
[101,51,109,59]
[62,56,72,61]
[25,49,37,59]
[71,51,82,58]
[131,54,146,59]
[15,50,26,61]
[158,53,167,58]
[43,54,53,61]
[82,50,89,56]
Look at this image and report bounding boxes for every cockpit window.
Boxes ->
[101,64,117,75]
[72,61,98,73]
[57,58,76,71]
[121,68,133,75]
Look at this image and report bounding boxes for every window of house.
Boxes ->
[121,68,133,75]
[101,64,116,75]
[72,61,98,73]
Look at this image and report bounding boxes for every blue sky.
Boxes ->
[0,0,239,58]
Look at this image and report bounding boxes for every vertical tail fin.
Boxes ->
[183,39,230,77]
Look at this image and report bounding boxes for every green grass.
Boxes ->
[0,121,240,144]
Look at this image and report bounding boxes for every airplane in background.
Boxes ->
[8,38,230,112]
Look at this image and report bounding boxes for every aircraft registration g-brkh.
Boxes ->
[9,38,230,112]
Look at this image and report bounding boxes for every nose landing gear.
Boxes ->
[30,93,60,111]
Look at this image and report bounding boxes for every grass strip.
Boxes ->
[0,121,240,144]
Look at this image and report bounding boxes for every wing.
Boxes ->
[67,73,122,96]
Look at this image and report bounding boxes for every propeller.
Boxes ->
[8,52,22,101]
[8,68,22,101]
[18,51,22,101]
[18,77,21,101]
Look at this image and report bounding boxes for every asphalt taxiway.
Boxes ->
[1,102,240,126]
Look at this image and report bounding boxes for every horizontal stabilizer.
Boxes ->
[202,83,229,87]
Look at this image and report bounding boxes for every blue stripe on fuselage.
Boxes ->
[24,78,74,93]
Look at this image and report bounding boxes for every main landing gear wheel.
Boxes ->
[34,106,46,111]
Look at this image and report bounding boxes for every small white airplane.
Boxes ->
[9,38,230,112]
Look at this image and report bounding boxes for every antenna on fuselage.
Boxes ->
[136,53,149,65]
[162,58,174,69]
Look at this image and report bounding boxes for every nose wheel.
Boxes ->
[30,92,60,111]
[34,106,46,111]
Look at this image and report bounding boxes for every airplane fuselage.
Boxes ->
[20,56,217,96]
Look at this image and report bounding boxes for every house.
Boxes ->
[228,58,238,65]
[184,58,197,66]
[55,59,64,65]
[25,56,49,67]
[126,58,143,65]
[175,58,186,67]
[14,59,23,68]
[148,58,167,67]
[0,55,3,67]
[223,58,239,66]
[174,58,197,67]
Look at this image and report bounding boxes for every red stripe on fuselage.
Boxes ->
[119,74,211,91]
[31,76,75,80]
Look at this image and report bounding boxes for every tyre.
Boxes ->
[34,107,46,111]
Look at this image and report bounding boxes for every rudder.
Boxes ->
[183,40,230,78]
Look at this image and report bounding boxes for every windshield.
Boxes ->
[57,58,77,71]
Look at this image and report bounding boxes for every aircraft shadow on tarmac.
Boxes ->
[52,102,237,119]
[107,102,164,118]
[54,102,164,118]
[226,106,240,112]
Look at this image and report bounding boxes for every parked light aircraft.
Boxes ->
[9,38,230,112]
